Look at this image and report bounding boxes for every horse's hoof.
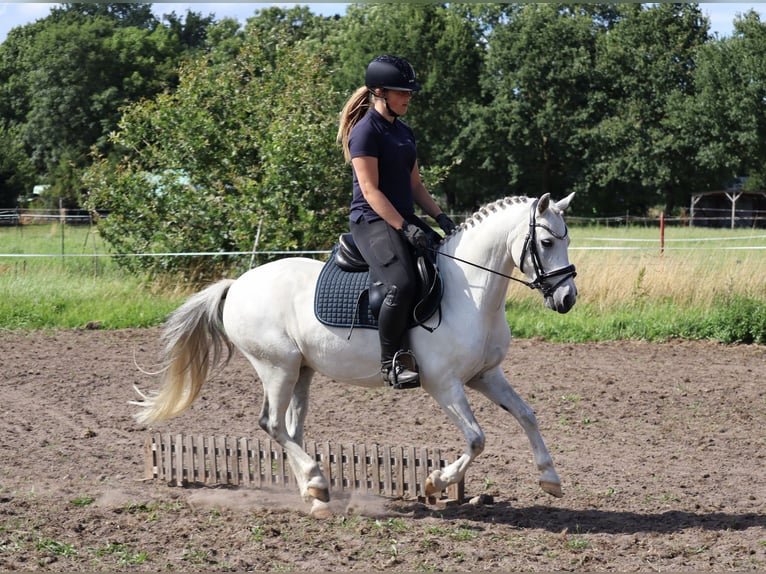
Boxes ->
[309,499,333,520]
[425,477,435,497]
[424,469,442,498]
[540,480,563,498]
[307,486,330,503]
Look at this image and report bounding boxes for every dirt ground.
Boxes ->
[1,327,764,571]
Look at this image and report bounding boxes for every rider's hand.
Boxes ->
[436,213,457,236]
[399,221,428,252]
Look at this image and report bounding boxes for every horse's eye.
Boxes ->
[540,239,553,248]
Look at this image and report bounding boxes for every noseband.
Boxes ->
[431,198,576,297]
[518,198,577,298]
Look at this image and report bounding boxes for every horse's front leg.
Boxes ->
[468,366,563,497]
[424,383,485,499]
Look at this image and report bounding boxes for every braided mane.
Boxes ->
[441,196,531,244]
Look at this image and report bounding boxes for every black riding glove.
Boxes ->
[399,221,429,252]
[436,213,457,235]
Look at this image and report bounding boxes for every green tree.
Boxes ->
[24,18,183,205]
[0,6,213,207]
[243,5,330,53]
[51,3,156,29]
[585,3,709,214]
[460,4,600,208]
[0,125,35,206]
[204,18,246,63]
[84,38,347,280]
[161,9,216,51]
[688,10,766,192]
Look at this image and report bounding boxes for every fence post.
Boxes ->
[59,199,65,263]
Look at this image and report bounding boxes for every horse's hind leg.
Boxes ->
[249,356,330,506]
[285,366,313,445]
[468,366,563,497]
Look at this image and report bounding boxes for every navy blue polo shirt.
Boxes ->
[348,108,417,223]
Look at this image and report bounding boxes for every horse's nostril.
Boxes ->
[558,292,576,313]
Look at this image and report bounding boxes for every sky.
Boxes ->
[0,2,765,43]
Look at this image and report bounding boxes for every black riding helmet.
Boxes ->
[365,55,421,92]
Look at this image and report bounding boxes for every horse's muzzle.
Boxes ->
[544,280,577,314]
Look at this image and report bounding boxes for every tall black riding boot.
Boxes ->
[378,285,419,389]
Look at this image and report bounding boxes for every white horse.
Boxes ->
[134,193,577,517]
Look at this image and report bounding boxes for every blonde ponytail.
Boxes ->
[337,86,372,163]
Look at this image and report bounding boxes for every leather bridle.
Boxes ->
[431,198,577,298]
[518,198,577,298]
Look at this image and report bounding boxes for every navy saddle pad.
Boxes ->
[314,249,378,329]
[314,245,442,331]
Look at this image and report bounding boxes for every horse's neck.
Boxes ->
[442,204,526,313]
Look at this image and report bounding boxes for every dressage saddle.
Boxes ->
[313,233,442,332]
[334,233,441,325]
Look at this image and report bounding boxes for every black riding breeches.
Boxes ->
[350,217,417,364]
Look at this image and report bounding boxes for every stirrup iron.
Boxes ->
[383,350,420,390]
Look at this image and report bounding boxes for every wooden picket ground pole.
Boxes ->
[145,433,464,502]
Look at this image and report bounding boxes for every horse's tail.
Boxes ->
[133,279,235,424]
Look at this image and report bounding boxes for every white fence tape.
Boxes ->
[3,244,766,258]
[582,234,766,242]
[570,246,766,251]
[0,250,332,258]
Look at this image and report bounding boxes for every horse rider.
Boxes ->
[336,54,457,388]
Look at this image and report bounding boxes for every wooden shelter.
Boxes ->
[690,190,766,229]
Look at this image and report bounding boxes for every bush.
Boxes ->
[84,38,348,281]
[704,295,766,344]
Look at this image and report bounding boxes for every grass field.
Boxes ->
[0,224,188,329]
[507,223,766,341]
[1,222,764,341]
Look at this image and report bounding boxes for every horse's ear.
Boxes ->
[555,192,575,212]
[537,193,551,214]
